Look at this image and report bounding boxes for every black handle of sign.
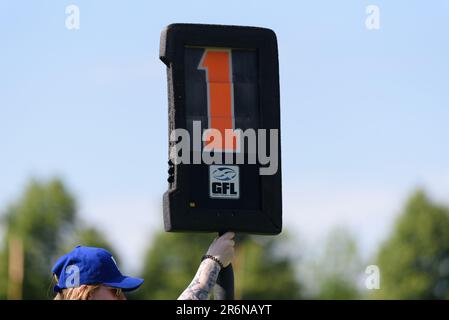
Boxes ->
[214,231,234,300]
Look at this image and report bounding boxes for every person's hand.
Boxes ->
[206,232,235,268]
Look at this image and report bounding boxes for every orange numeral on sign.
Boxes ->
[198,49,238,152]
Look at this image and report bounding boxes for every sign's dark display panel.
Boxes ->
[160,23,282,234]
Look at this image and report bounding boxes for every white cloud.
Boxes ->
[283,183,407,260]
[283,169,449,261]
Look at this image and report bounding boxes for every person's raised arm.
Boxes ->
[178,232,235,300]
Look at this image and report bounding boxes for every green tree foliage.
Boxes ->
[64,226,119,264]
[303,227,361,299]
[137,232,301,299]
[0,245,8,299]
[0,178,117,299]
[234,234,301,299]
[0,179,76,299]
[374,190,449,299]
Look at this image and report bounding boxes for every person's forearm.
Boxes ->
[178,258,221,300]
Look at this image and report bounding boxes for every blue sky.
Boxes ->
[1,1,449,273]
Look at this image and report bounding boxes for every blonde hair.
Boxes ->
[53,275,100,300]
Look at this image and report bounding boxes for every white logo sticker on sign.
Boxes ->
[209,165,240,199]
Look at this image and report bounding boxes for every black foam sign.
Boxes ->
[160,23,282,234]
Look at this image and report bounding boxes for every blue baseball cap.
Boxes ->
[51,246,144,293]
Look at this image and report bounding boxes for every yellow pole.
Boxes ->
[8,236,24,300]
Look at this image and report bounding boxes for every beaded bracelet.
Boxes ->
[201,254,224,269]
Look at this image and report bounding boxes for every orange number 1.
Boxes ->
[199,49,238,152]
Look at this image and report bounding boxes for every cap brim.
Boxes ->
[103,276,144,292]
